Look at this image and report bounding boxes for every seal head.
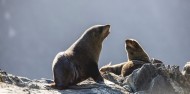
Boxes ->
[125,39,150,62]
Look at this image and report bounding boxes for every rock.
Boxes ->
[102,72,124,85]
[102,63,190,94]
[0,69,128,94]
[1,62,190,94]
[123,64,158,92]
[148,75,176,94]
[182,62,190,80]
[150,58,163,64]
[0,70,27,87]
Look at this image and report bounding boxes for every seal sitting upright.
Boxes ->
[50,25,110,89]
[100,39,151,77]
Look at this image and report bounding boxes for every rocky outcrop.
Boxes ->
[0,69,128,94]
[1,63,190,94]
[182,62,190,79]
[103,63,190,94]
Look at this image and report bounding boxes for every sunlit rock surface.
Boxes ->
[1,63,190,94]
[0,69,128,94]
[102,63,190,94]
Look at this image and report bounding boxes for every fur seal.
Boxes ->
[125,39,150,62]
[100,39,151,77]
[51,25,110,89]
[121,39,150,76]
[125,39,163,64]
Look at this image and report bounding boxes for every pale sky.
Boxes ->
[0,0,190,79]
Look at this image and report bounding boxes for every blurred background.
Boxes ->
[0,0,190,79]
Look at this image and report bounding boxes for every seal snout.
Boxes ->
[104,24,110,33]
[125,39,130,44]
[102,24,110,38]
[125,39,136,49]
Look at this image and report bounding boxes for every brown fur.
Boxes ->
[100,62,125,75]
[121,60,145,77]
[121,39,151,77]
[50,25,110,89]
[125,39,150,62]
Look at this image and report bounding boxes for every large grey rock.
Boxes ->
[182,62,190,80]
[1,63,190,94]
[123,64,158,92]
[148,75,176,94]
[103,63,190,94]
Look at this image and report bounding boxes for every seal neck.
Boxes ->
[68,39,102,63]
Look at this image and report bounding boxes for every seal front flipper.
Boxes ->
[87,62,104,83]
